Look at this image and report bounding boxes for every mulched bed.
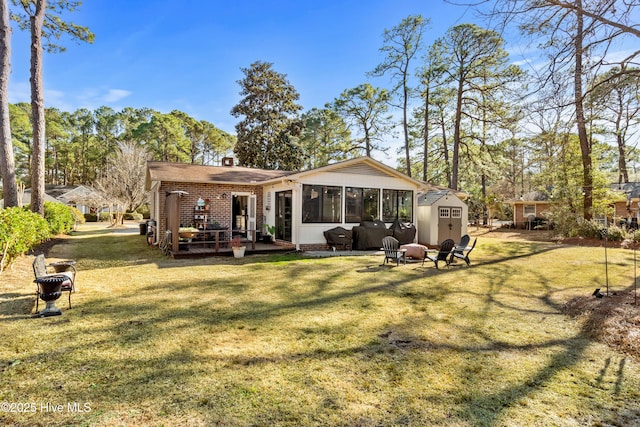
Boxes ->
[485,227,640,361]
[563,289,640,361]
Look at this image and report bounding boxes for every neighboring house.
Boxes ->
[510,186,633,229]
[0,185,101,211]
[417,190,468,245]
[0,189,59,208]
[509,191,551,228]
[47,185,102,214]
[145,156,455,251]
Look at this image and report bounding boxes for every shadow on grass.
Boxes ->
[4,226,637,425]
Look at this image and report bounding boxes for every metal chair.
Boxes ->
[381,236,407,266]
[32,254,76,311]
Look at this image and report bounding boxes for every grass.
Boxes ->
[1,223,639,426]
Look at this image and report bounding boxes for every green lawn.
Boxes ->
[1,223,639,426]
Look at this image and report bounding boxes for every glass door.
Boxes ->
[276,190,292,241]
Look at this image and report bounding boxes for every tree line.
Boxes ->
[8,104,235,186]
[231,3,640,223]
[1,1,639,226]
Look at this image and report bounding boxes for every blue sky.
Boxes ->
[7,0,481,136]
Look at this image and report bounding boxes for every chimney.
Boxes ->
[222,157,234,167]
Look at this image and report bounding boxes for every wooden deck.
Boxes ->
[169,241,296,259]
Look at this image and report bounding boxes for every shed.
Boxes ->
[417,190,468,246]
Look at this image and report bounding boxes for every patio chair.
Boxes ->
[381,236,407,266]
[451,237,476,266]
[449,234,470,263]
[422,239,455,269]
[32,254,76,311]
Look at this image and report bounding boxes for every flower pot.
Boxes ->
[232,246,246,258]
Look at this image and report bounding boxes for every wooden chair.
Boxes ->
[32,254,76,311]
[381,236,407,266]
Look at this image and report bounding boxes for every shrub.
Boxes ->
[136,204,150,219]
[98,212,111,222]
[124,212,143,221]
[543,206,581,237]
[44,202,76,235]
[604,225,625,241]
[84,213,98,222]
[573,218,605,239]
[70,206,85,225]
[0,207,51,272]
[629,229,640,243]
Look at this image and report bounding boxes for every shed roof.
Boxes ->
[417,190,462,206]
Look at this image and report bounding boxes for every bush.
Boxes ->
[44,202,76,235]
[84,213,98,222]
[136,204,150,219]
[629,230,640,243]
[573,218,605,239]
[0,207,51,272]
[544,206,581,237]
[70,206,85,225]
[604,225,625,241]
[98,212,111,222]
[124,212,143,221]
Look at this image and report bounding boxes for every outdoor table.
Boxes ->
[49,260,76,273]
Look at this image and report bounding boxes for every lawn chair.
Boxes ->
[422,239,455,269]
[450,237,476,266]
[449,234,470,264]
[381,236,407,266]
[32,254,76,311]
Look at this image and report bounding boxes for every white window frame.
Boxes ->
[523,205,536,217]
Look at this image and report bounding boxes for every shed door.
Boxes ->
[438,206,462,243]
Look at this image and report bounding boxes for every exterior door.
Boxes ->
[232,194,248,237]
[438,206,462,242]
[276,190,292,241]
[165,193,180,250]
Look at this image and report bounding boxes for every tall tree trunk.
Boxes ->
[573,0,593,220]
[29,0,46,215]
[451,76,464,191]
[403,83,411,177]
[0,0,18,207]
[614,93,629,183]
[439,107,450,188]
[422,87,429,182]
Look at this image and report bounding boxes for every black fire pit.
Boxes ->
[34,275,68,317]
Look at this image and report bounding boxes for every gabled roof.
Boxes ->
[0,189,60,208]
[54,185,99,203]
[510,191,550,203]
[146,157,428,190]
[145,161,296,190]
[259,156,427,188]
